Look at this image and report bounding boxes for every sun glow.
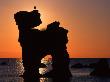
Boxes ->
[0,0,110,58]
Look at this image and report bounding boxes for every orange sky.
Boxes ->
[0,0,110,58]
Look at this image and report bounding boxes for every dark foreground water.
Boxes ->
[0,58,110,82]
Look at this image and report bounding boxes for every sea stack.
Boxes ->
[14,9,72,78]
[90,58,110,77]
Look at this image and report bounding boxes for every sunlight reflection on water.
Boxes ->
[40,78,52,82]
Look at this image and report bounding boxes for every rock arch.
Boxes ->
[14,9,72,79]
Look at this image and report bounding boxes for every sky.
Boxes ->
[0,0,110,58]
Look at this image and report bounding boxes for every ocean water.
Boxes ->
[0,58,110,82]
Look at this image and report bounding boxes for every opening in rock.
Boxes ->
[39,55,53,75]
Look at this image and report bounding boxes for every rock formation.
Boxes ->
[14,9,72,79]
[90,58,110,77]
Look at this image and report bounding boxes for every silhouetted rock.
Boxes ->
[81,63,97,68]
[39,63,47,68]
[0,62,8,66]
[90,58,110,77]
[71,63,83,68]
[14,9,72,79]
[87,63,96,68]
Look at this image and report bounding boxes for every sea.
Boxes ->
[0,58,110,82]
